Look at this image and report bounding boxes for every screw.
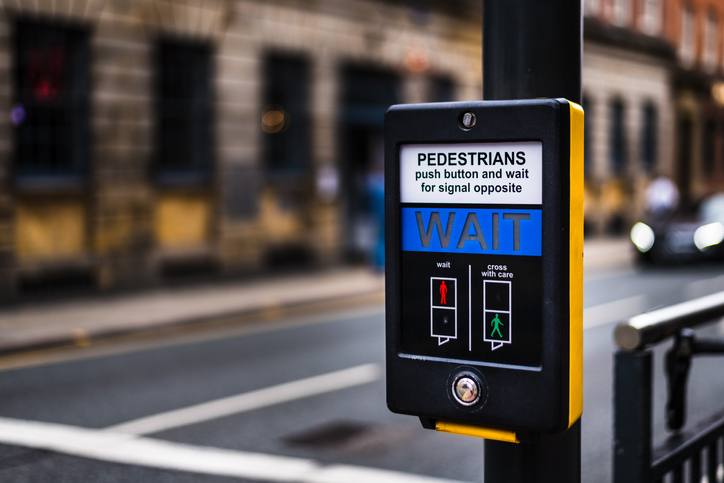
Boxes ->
[461,112,476,129]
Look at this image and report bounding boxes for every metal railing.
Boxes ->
[614,291,724,483]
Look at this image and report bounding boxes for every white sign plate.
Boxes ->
[400,142,543,204]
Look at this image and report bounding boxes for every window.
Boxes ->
[704,12,718,71]
[584,0,600,17]
[641,102,658,172]
[430,76,454,102]
[680,4,695,67]
[704,120,716,175]
[582,95,593,178]
[641,0,661,35]
[156,41,213,184]
[262,53,310,178]
[610,99,626,176]
[677,118,693,200]
[612,0,630,25]
[13,21,89,183]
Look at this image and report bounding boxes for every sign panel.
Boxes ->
[399,140,544,368]
[400,142,543,205]
[400,208,542,256]
[400,250,542,367]
[385,99,584,438]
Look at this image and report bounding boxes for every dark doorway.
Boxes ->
[339,65,399,261]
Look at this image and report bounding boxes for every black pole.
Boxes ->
[482,0,582,482]
[483,0,582,104]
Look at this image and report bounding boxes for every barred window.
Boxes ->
[641,102,658,172]
[704,119,716,175]
[679,4,695,67]
[641,0,661,35]
[156,41,213,184]
[430,76,454,102]
[13,21,89,183]
[262,53,310,178]
[610,99,626,175]
[611,0,630,25]
[703,12,718,71]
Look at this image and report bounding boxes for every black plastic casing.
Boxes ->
[384,99,574,435]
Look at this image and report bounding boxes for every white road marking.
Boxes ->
[583,295,648,329]
[305,464,465,483]
[107,363,382,435]
[0,417,465,483]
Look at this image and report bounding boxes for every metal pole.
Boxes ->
[483,0,582,104]
[482,0,582,481]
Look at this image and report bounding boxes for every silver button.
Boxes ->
[453,375,480,406]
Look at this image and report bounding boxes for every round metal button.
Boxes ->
[453,375,480,406]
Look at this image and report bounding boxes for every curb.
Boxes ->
[0,269,385,356]
[0,289,386,356]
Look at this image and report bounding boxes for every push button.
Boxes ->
[452,373,480,406]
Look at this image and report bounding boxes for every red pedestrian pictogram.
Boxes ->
[440,280,448,305]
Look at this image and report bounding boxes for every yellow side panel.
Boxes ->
[568,101,584,427]
[436,421,519,443]
[15,197,87,261]
[155,192,212,249]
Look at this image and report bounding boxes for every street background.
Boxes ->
[2,0,724,481]
[0,238,722,482]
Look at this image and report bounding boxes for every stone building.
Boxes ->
[0,0,482,301]
[583,0,724,234]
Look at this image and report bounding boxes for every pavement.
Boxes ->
[0,237,634,355]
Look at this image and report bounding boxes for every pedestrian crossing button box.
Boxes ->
[384,99,584,440]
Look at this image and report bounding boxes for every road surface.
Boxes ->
[1,263,724,482]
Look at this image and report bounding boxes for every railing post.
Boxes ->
[613,349,653,483]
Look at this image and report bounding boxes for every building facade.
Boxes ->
[0,0,482,301]
[583,0,724,234]
[7,0,723,301]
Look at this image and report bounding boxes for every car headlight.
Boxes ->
[631,222,655,252]
[694,222,724,251]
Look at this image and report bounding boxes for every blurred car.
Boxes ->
[630,193,724,264]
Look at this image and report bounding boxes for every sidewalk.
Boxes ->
[0,268,386,355]
[0,237,632,355]
[583,236,635,271]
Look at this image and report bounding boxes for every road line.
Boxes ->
[305,464,465,483]
[0,416,465,483]
[106,363,382,435]
[583,295,648,330]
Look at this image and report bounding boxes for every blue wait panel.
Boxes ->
[401,207,542,256]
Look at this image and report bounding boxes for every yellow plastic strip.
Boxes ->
[568,101,585,428]
[436,421,519,443]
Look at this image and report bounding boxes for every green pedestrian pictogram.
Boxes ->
[491,313,504,338]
